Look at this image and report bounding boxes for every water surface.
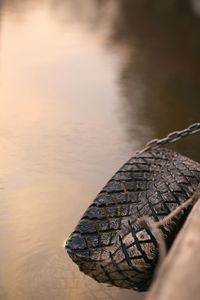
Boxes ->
[0,1,200,299]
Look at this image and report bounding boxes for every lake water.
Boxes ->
[0,1,200,299]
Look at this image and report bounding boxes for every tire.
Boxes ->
[66,147,200,291]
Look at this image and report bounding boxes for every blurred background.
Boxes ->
[0,0,200,299]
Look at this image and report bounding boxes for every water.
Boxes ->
[0,1,200,299]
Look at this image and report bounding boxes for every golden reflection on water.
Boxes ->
[0,1,143,300]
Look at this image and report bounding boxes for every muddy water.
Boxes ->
[0,1,200,299]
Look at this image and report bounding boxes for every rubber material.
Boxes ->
[66,147,200,291]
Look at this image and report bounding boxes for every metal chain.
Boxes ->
[137,122,200,155]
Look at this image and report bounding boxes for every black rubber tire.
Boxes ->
[66,147,200,291]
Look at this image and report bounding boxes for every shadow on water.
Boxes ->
[108,0,200,162]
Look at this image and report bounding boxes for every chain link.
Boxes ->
[136,122,200,155]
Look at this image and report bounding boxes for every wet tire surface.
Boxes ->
[66,147,200,291]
